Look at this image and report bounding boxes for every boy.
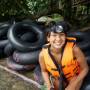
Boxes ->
[39,21,89,90]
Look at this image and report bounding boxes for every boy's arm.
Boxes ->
[39,51,51,90]
[72,44,89,85]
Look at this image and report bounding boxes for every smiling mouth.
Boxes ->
[54,43,62,47]
[54,42,62,45]
[55,44,61,47]
[54,42,64,47]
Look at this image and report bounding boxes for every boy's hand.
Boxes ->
[40,85,54,90]
[65,84,76,90]
[50,87,54,90]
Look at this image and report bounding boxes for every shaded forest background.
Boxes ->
[0,0,90,29]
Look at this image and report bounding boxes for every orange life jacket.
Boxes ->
[42,37,80,81]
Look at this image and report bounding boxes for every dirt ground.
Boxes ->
[0,59,40,90]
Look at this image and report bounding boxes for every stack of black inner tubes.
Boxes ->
[0,20,90,90]
[0,22,11,59]
[6,20,46,71]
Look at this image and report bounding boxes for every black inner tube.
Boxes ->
[8,21,46,51]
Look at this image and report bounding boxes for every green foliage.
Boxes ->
[0,0,51,20]
[0,0,30,21]
[0,0,27,16]
[0,0,89,28]
[60,0,72,20]
[26,0,50,17]
[71,4,90,28]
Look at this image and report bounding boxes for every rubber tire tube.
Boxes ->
[8,21,46,52]
[21,32,36,42]
[13,50,41,65]
[7,56,36,71]
[67,31,90,51]
[0,27,9,38]
[86,56,90,66]
[0,40,8,48]
[0,48,7,59]
[82,51,90,66]
[0,22,11,38]
[4,43,15,57]
[0,22,10,29]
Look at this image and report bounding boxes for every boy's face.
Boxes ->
[47,32,66,49]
